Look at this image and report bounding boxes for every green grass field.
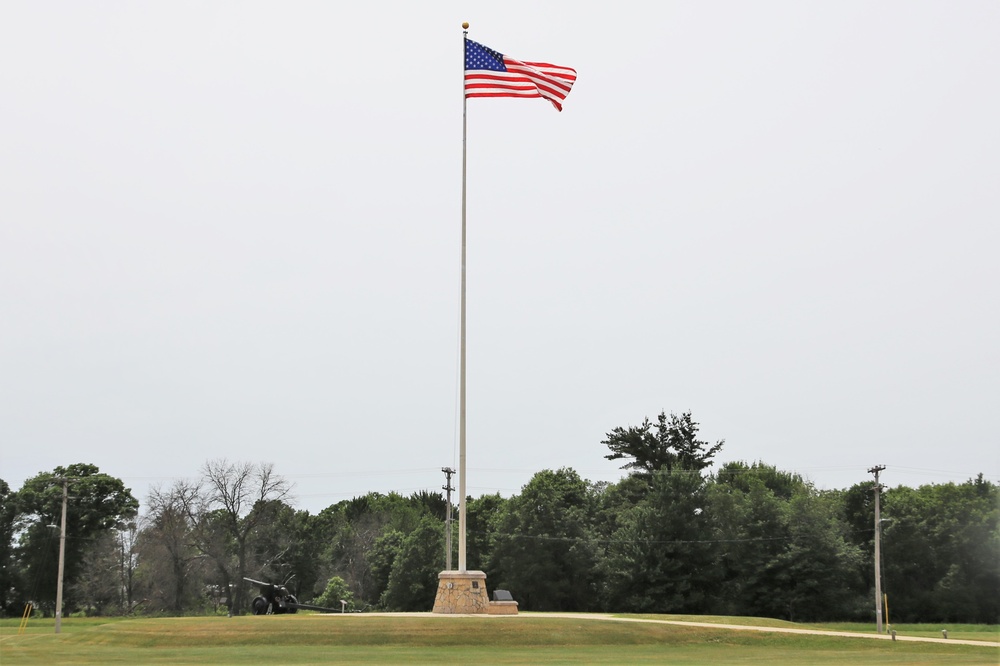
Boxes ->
[1,614,997,665]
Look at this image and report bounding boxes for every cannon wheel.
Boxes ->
[251,596,269,615]
[286,595,298,614]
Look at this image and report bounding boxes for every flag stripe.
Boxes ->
[464,39,576,111]
[510,61,577,83]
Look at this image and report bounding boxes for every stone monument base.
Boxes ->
[432,570,518,615]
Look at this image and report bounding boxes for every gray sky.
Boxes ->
[2,2,997,515]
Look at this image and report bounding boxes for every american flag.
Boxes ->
[464,38,577,112]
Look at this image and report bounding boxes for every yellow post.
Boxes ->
[18,602,32,635]
[884,593,889,631]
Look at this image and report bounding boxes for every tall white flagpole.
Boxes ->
[458,21,469,573]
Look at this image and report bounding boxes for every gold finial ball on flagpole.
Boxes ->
[462,22,469,29]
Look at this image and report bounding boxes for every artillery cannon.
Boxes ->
[244,577,337,615]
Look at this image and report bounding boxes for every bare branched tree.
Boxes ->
[196,460,292,614]
[137,480,206,613]
[116,520,139,613]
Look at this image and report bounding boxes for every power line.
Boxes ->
[467,526,877,547]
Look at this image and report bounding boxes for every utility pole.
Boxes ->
[868,465,886,634]
[442,467,455,571]
[55,477,68,634]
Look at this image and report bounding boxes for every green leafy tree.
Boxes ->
[316,490,449,609]
[490,469,602,611]
[705,470,792,616]
[715,460,806,500]
[603,411,723,478]
[14,464,138,615]
[328,515,382,605]
[604,470,715,613]
[936,475,999,623]
[406,490,447,522]
[242,500,320,601]
[766,492,866,621]
[0,479,20,615]
[881,476,999,623]
[592,475,649,541]
[313,575,355,611]
[366,529,404,607]
[709,469,867,621]
[381,516,444,611]
[465,493,507,573]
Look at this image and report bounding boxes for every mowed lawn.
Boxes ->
[1,614,997,665]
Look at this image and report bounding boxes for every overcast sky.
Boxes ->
[2,2,997,515]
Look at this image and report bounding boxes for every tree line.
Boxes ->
[1,412,997,623]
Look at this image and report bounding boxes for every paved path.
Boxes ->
[608,616,997,648]
[531,613,1000,648]
[369,612,1000,648]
